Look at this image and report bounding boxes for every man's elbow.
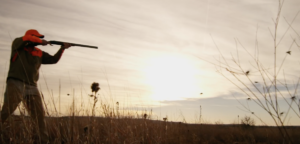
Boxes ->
[42,59,60,64]
[53,59,60,64]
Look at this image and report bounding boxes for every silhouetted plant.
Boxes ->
[90,82,100,116]
[241,116,255,128]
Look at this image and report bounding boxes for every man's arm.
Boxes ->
[12,36,47,51]
[42,43,71,64]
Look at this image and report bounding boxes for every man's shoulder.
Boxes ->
[11,37,25,51]
[14,37,23,40]
[12,37,24,44]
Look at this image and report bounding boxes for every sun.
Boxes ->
[143,53,200,101]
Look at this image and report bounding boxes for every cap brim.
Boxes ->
[34,35,44,38]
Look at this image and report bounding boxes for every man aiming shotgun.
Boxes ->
[0,29,73,143]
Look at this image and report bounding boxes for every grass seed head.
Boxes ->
[245,71,250,76]
[163,117,167,121]
[280,112,284,116]
[91,82,100,93]
[291,96,296,101]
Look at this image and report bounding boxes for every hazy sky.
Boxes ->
[0,0,300,125]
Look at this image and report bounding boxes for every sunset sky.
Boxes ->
[0,0,300,125]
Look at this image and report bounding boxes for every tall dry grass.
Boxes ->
[0,80,299,144]
[1,114,299,143]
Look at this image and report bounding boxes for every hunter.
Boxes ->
[0,29,71,143]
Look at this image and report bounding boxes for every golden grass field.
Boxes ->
[0,112,299,144]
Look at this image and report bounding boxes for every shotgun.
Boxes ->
[49,40,98,49]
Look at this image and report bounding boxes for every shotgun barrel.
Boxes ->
[49,40,98,49]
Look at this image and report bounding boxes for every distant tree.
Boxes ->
[241,116,255,127]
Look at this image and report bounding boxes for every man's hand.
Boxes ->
[61,43,71,49]
[41,40,49,46]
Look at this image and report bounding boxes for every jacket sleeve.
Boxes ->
[12,36,43,51]
[42,47,65,64]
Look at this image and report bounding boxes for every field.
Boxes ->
[0,114,299,144]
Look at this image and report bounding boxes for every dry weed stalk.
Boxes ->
[90,82,100,117]
[210,0,300,143]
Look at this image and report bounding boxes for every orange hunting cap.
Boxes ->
[24,29,44,38]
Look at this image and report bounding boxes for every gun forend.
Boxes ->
[49,40,98,49]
